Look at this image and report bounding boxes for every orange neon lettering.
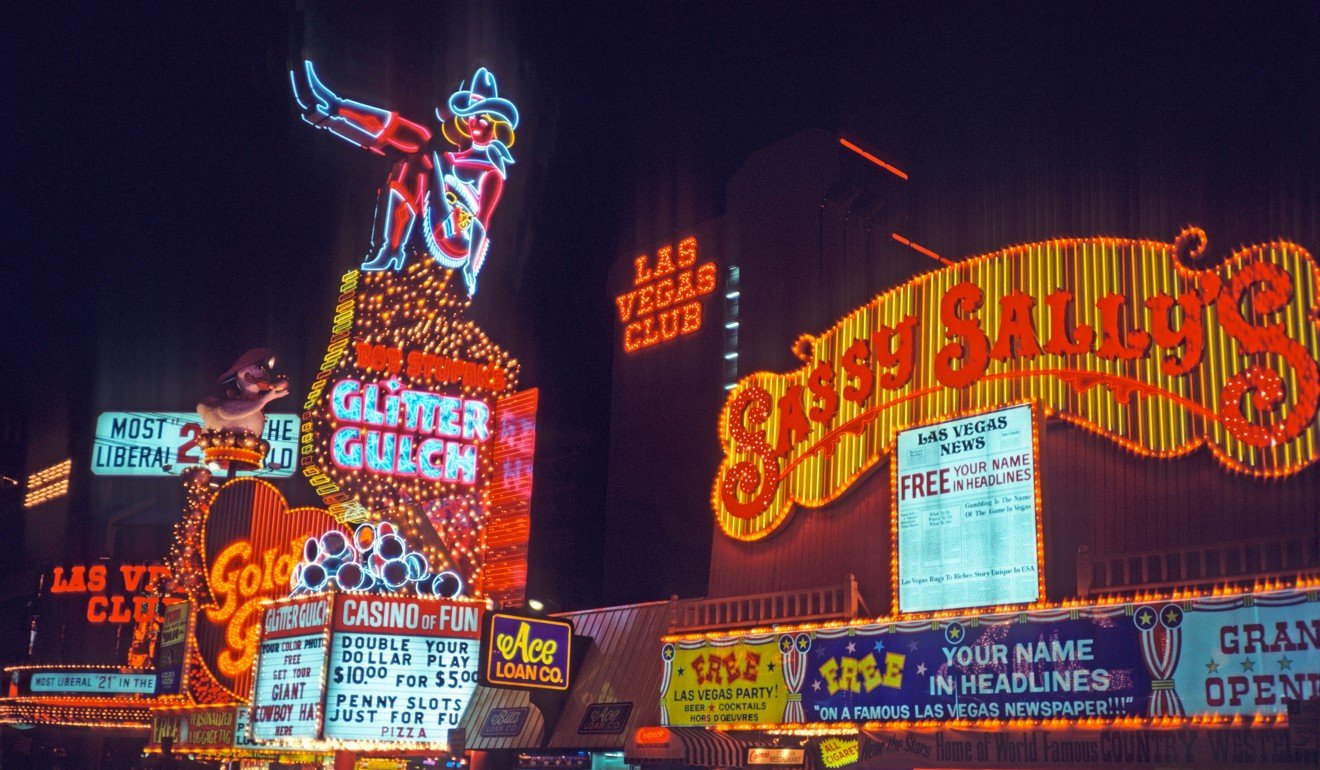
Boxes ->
[1043,291,1094,355]
[87,565,107,593]
[654,277,675,310]
[695,262,717,295]
[674,272,696,303]
[807,361,838,424]
[633,255,652,286]
[654,246,676,278]
[680,301,702,335]
[774,386,811,456]
[841,338,873,403]
[1145,291,1205,375]
[658,307,681,342]
[873,317,918,389]
[991,291,1041,361]
[1095,293,1151,360]
[86,596,107,623]
[637,285,655,317]
[106,595,133,623]
[677,236,698,268]
[617,237,717,353]
[206,538,301,679]
[623,321,643,352]
[51,566,82,593]
[616,296,636,327]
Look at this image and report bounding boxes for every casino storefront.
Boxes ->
[601,132,1320,769]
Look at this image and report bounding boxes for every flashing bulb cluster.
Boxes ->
[291,522,465,599]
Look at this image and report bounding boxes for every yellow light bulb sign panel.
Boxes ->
[659,637,794,726]
[714,228,1320,541]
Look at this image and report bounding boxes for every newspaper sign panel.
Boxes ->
[895,404,1041,613]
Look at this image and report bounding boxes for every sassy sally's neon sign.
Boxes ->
[714,228,1320,541]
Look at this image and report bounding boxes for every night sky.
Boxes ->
[4,3,1318,608]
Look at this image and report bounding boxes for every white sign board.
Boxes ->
[91,412,298,477]
[29,671,156,695]
[895,403,1041,613]
[251,595,331,741]
[322,596,481,746]
[234,704,256,750]
[1173,597,1320,716]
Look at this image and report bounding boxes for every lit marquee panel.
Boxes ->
[482,389,538,608]
[658,584,1320,730]
[248,594,482,752]
[327,379,488,484]
[322,595,481,746]
[251,594,332,741]
[91,412,298,478]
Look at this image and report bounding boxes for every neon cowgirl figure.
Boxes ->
[291,61,518,295]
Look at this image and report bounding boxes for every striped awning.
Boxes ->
[625,727,781,768]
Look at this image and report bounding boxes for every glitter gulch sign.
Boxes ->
[714,228,1320,541]
[294,64,530,600]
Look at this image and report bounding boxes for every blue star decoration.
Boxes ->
[873,640,885,653]
[908,639,920,652]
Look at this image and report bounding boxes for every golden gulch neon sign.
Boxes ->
[714,228,1320,541]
